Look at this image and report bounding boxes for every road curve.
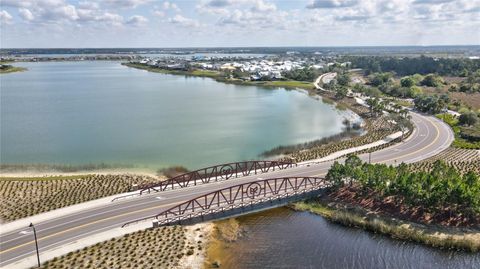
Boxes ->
[0,111,454,268]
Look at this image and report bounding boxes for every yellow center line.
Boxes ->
[311,115,443,176]
[381,115,441,164]
[0,201,179,255]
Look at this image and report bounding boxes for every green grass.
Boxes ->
[436,113,480,149]
[190,69,221,77]
[262,80,314,90]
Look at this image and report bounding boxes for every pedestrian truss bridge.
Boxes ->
[122,161,331,227]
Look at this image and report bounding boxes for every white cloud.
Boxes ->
[153,10,165,17]
[18,8,34,21]
[97,12,124,26]
[104,0,152,8]
[251,0,276,12]
[163,1,181,12]
[307,0,359,9]
[0,10,13,24]
[0,0,477,47]
[126,15,148,26]
[78,1,100,10]
[413,0,455,4]
[168,14,199,27]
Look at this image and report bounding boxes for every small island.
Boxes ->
[0,63,26,74]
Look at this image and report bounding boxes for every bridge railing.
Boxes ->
[122,176,329,227]
[139,160,296,194]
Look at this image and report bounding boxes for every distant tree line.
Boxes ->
[343,55,480,76]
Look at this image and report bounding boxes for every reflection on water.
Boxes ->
[213,208,479,269]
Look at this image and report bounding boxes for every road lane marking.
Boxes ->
[0,201,179,255]
[381,115,440,164]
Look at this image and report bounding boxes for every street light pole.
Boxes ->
[29,223,40,267]
[369,152,372,164]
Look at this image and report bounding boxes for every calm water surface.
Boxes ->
[216,208,479,269]
[1,61,354,169]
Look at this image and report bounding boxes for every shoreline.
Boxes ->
[0,168,158,178]
[122,62,316,91]
[291,200,480,252]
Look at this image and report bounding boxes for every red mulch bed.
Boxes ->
[320,185,480,228]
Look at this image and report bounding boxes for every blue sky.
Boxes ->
[0,0,479,48]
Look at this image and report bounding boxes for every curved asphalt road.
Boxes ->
[0,111,454,268]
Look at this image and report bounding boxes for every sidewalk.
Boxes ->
[299,131,404,165]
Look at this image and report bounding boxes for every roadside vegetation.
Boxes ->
[437,113,480,149]
[326,155,480,225]
[0,174,161,222]
[40,226,194,269]
[408,147,480,175]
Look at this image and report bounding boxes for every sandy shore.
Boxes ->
[179,223,214,269]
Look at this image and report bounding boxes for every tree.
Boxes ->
[345,155,362,169]
[414,95,449,114]
[370,72,393,87]
[326,161,346,188]
[459,111,479,126]
[389,112,412,140]
[421,74,444,87]
[335,86,348,99]
[400,76,415,87]
[366,97,384,117]
[337,72,351,86]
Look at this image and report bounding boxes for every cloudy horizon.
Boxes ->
[0,0,479,48]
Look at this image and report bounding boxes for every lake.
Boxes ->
[0,61,354,170]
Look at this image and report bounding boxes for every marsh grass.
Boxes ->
[292,201,480,252]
